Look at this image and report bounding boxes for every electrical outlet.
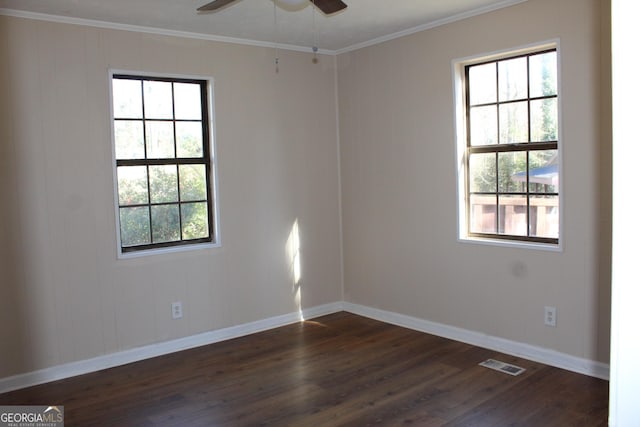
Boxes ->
[172,302,183,319]
[544,306,557,327]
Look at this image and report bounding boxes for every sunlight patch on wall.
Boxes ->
[287,219,303,320]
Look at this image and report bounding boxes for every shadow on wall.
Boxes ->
[595,0,613,365]
[0,33,34,382]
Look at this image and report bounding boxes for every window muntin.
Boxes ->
[111,74,215,253]
[464,49,559,244]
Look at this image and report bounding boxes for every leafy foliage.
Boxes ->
[467,50,559,238]
[113,76,211,249]
[118,164,209,247]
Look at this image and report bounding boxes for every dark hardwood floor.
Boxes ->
[0,312,608,426]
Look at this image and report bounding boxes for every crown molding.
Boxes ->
[2,0,527,56]
[335,0,528,54]
[0,8,334,55]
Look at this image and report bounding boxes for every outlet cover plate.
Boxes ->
[544,306,556,327]
[172,302,183,319]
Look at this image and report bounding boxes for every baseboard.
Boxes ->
[0,300,608,394]
[0,302,343,394]
[343,302,610,380]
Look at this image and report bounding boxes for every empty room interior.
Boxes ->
[0,0,637,425]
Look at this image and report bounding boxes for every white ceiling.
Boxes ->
[0,0,525,53]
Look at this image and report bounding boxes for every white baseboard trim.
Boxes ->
[0,302,343,394]
[343,302,610,380]
[0,300,608,394]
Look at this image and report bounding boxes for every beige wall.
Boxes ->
[337,0,611,363]
[0,17,343,378]
[0,0,612,381]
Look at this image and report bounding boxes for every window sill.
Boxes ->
[458,235,562,252]
[117,242,221,260]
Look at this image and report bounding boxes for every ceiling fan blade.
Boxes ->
[313,0,347,15]
[197,0,239,12]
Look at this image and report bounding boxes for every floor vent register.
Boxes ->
[479,359,526,376]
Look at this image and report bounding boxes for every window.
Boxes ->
[110,74,217,255]
[456,47,560,246]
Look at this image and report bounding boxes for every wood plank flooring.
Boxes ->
[0,312,608,426]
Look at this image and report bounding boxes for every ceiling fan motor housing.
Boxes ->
[198,0,347,15]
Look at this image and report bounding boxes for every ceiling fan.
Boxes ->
[197,0,348,15]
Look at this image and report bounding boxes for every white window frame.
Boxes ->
[108,69,222,259]
[452,41,563,251]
